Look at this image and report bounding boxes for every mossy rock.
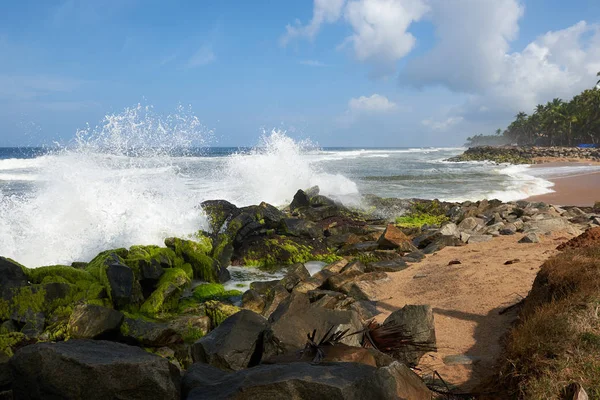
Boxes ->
[124,245,180,276]
[139,268,191,316]
[203,300,240,328]
[192,283,242,303]
[85,250,136,309]
[235,235,340,267]
[0,332,28,357]
[165,237,228,283]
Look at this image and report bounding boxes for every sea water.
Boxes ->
[1,105,598,268]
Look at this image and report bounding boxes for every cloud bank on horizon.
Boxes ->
[1,0,599,147]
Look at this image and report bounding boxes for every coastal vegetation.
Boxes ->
[467,74,600,147]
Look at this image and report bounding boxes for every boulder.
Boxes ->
[0,257,28,297]
[322,259,349,274]
[192,310,276,371]
[165,237,230,283]
[422,235,464,254]
[184,361,431,400]
[377,224,418,252]
[182,363,231,399]
[269,292,362,351]
[439,223,460,238]
[10,340,180,400]
[293,269,334,293]
[120,317,182,347]
[289,189,311,212]
[522,217,576,235]
[383,305,436,366]
[279,218,322,239]
[340,260,366,274]
[200,199,240,234]
[458,217,484,231]
[140,268,190,315]
[467,235,494,244]
[499,223,517,235]
[68,304,124,339]
[261,284,290,319]
[519,232,540,244]
[241,289,265,314]
[168,315,211,344]
[0,352,11,389]
[279,263,311,291]
[366,259,408,273]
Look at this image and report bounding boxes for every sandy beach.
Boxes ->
[526,161,600,207]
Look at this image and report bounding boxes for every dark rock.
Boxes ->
[302,205,341,221]
[241,289,265,314]
[340,260,366,274]
[293,269,334,293]
[120,317,182,347]
[519,232,540,243]
[279,218,322,239]
[366,259,408,273]
[347,300,381,321]
[0,391,11,400]
[168,315,211,343]
[250,280,280,296]
[279,263,311,291]
[383,305,436,366]
[140,262,164,282]
[201,199,240,234]
[448,260,461,266]
[191,310,274,371]
[269,292,362,350]
[182,363,230,399]
[185,361,432,400]
[0,353,11,389]
[10,340,180,400]
[261,284,290,319]
[504,259,521,265]
[0,257,28,298]
[467,235,494,244]
[310,194,336,208]
[422,235,464,254]
[289,189,310,212]
[338,241,379,255]
[68,304,123,339]
[402,250,426,263]
[106,262,135,309]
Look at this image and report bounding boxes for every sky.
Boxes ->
[1,0,600,148]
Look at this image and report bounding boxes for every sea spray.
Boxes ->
[0,105,209,267]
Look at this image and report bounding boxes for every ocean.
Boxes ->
[1,108,599,268]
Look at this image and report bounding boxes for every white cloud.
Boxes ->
[185,44,216,68]
[282,0,428,77]
[280,0,346,46]
[341,0,429,76]
[421,116,463,131]
[349,94,397,113]
[299,59,328,67]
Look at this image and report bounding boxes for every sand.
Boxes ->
[375,231,577,391]
[526,162,600,207]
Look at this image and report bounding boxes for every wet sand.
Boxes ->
[526,162,600,207]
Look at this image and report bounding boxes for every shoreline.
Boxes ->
[525,161,600,207]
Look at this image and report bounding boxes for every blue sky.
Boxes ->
[1,0,600,147]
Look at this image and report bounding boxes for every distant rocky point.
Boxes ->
[447,145,600,164]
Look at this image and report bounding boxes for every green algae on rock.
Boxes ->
[192,283,242,303]
[140,268,190,316]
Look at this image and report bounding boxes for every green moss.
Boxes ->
[395,213,449,228]
[182,321,205,343]
[0,332,26,357]
[192,283,242,302]
[85,249,128,304]
[27,265,95,285]
[241,237,341,267]
[124,245,179,276]
[204,300,240,327]
[11,286,46,317]
[139,268,190,316]
[120,320,130,336]
[165,237,219,282]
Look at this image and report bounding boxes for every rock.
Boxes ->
[269,292,362,350]
[289,189,311,212]
[327,271,387,292]
[200,199,240,234]
[140,268,191,315]
[467,234,493,244]
[519,232,540,243]
[459,231,471,243]
[439,223,460,237]
[261,284,290,319]
[338,241,379,255]
[402,250,426,263]
[184,361,432,400]
[0,352,11,389]
[168,315,211,344]
[293,270,334,293]
[340,260,366,274]
[383,305,436,366]
[10,340,180,400]
[182,363,231,399]
[279,218,322,239]
[234,235,332,267]
[120,317,182,347]
[68,304,124,339]
[341,277,388,302]
[279,263,311,291]
[366,259,408,273]
[422,235,464,254]
[504,259,521,265]
[499,223,517,235]
[166,237,230,283]
[322,259,349,274]
[377,224,418,252]
[203,301,241,328]
[522,217,574,235]
[249,280,280,296]
[241,289,265,314]
[413,273,428,279]
[448,260,461,265]
[458,217,484,231]
[191,310,274,371]
[562,382,589,400]
[302,205,342,221]
[0,257,28,297]
[348,300,381,320]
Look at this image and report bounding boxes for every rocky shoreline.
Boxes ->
[447,145,600,164]
[2,187,600,399]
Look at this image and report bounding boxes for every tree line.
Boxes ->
[466,73,600,147]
